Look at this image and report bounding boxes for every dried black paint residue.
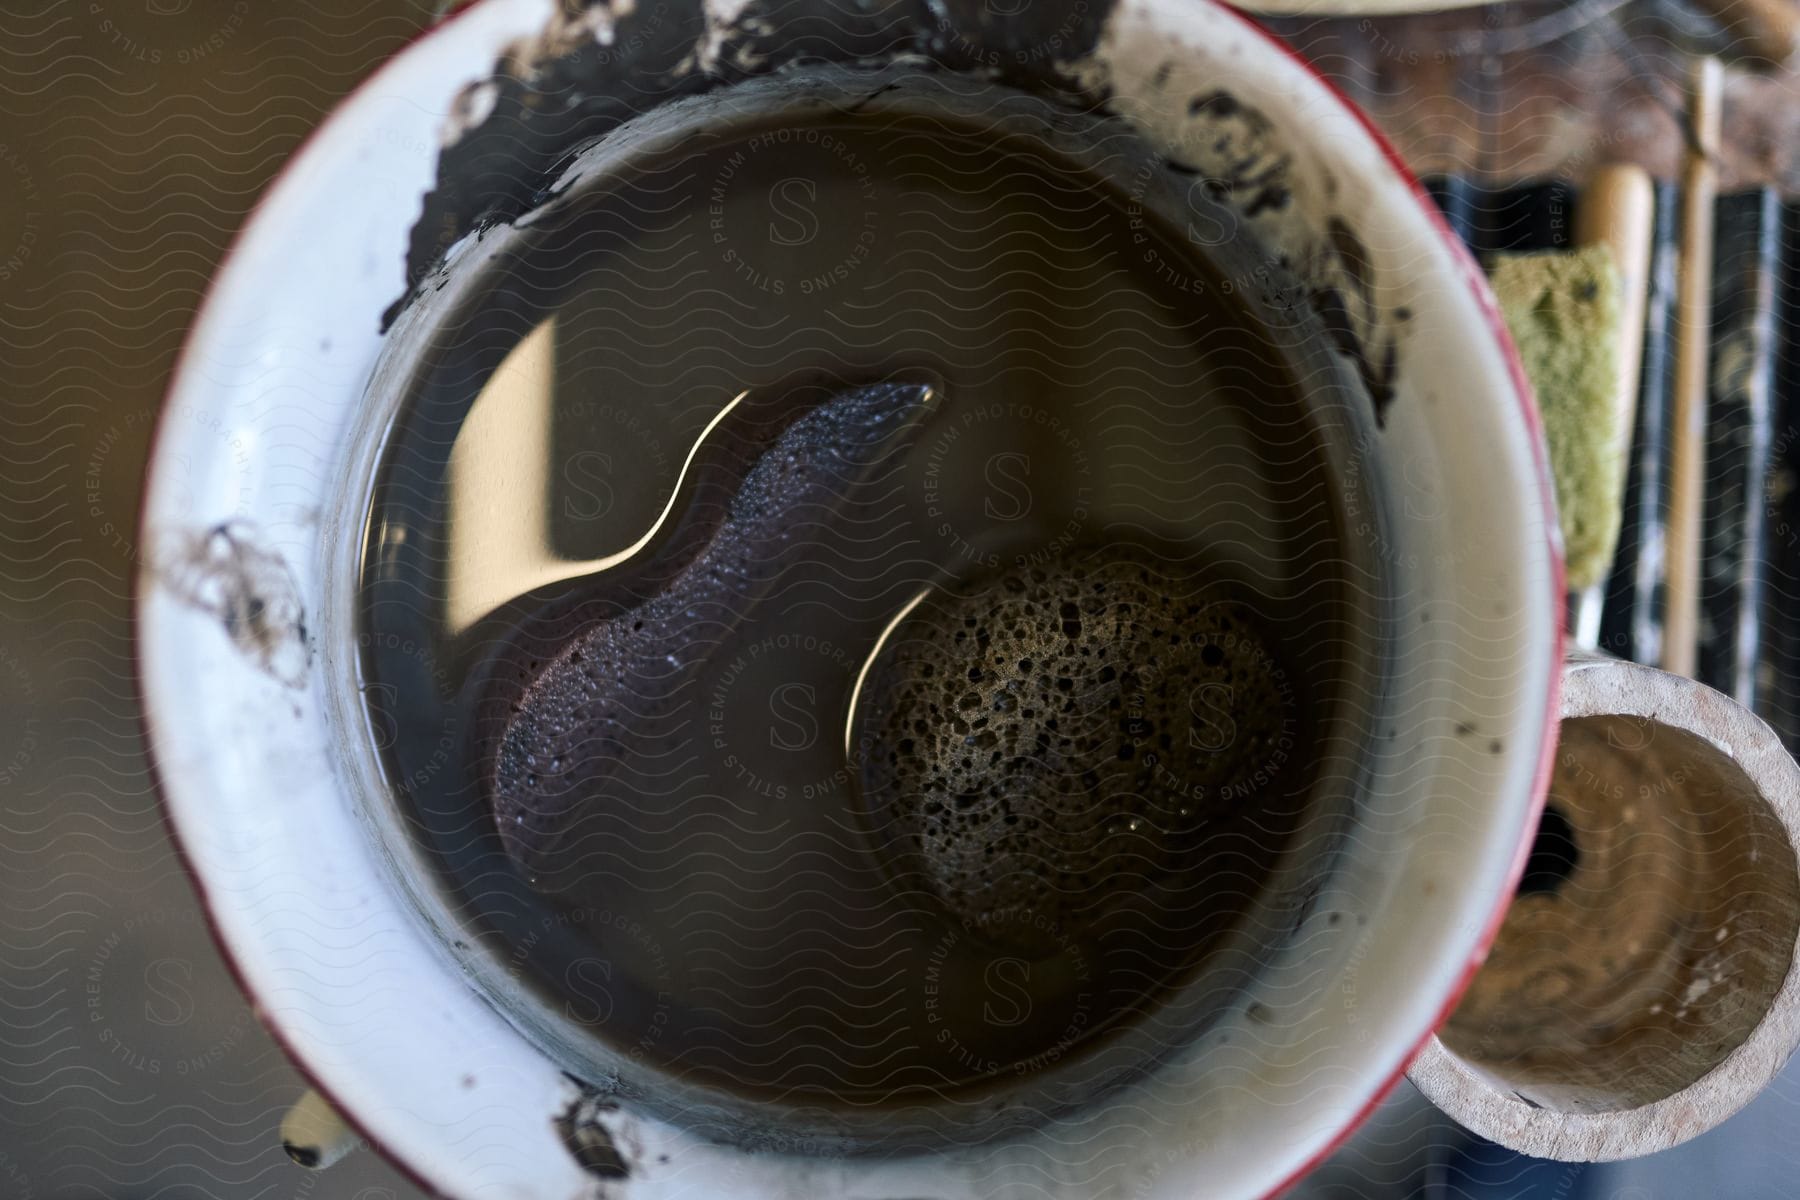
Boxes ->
[1316,217,1397,423]
[391,0,1403,426]
[1364,336,1399,426]
[1311,283,1395,423]
[556,1085,631,1181]
[385,0,708,330]
[151,522,311,688]
[1327,216,1372,298]
[1309,270,1398,426]
[1154,81,1409,422]
[1171,88,1293,219]
[1157,88,1401,427]
[385,0,1120,329]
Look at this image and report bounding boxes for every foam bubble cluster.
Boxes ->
[855,545,1295,950]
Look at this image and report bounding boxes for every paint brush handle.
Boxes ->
[1576,166,1655,476]
[1665,57,1724,680]
[1692,0,1800,67]
[1568,165,1655,649]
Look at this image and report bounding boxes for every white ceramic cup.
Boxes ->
[138,1,1564,1196]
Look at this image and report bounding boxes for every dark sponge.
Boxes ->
[482,382,936,876]
[854,544,1297,952]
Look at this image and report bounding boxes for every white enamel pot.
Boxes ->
[138,1,1563,1196]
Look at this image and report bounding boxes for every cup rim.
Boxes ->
[136,0,1566,1195]
[1171,6,1565,1191]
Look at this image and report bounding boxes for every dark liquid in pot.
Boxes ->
[358,99,1363,1118]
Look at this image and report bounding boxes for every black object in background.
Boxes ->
[1421,175,1580,256]
[1600,178,1681,667]
[1759,202,1800,748]
[1699,189,1783,706]
[1476,179,1580,255]
[1426,174,1481,247]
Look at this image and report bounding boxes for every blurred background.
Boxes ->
[4,1,1800,1196]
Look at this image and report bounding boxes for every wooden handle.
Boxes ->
[1575,165,1655,458]
[1565,165,1656,648]
[1664,58,1723,680]
[1692,0,1800,67]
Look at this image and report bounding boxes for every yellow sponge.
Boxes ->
[1488,245,1625,591]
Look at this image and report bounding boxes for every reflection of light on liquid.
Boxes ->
[446,316,559,634]
[445,316,746,633]
[843,584,933,760]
